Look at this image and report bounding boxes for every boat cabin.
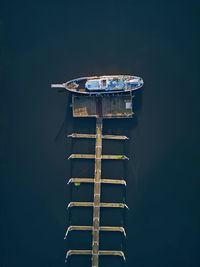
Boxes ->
[85,78,124,91]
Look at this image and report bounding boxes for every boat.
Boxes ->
[51,75,144,95]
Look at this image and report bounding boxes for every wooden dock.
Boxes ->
[65,93,133,266]
[72,93,133,118]
[66,118,128,266]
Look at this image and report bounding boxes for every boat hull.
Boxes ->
[51,75,144,95]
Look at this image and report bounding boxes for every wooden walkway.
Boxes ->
[65,118,128,266]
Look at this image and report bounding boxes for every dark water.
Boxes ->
[1,1,200,266]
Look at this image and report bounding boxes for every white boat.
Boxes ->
[51,75,144,95]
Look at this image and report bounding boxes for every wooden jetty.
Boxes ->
[72,94,134,118]
[65,93,133,266]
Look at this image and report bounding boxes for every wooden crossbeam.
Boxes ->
[67,202,128,209]
[67,178,126,186]
[68,133,128,140]
[68,154,129,160]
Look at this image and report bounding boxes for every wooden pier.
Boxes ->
[72,94,134,118]
[65,93,133,266]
